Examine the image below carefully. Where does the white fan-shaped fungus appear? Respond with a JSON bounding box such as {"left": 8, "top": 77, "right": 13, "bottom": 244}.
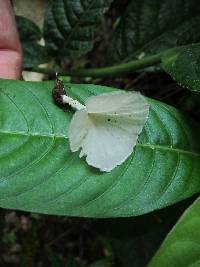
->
{"left": 65, "top": 91, "right": 149, "bottom": 172}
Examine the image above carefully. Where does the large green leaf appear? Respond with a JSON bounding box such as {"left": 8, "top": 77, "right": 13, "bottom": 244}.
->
{"left": 16, "top": 16, "right": 49, "bottom": 68}
{"left": 148, "top": 197, "right": 200, "bottom": 267}
{"left": 162, "top": 44, "right": 200, "bottom": 93}
{"left": 43, "top": 0, "right": 113, "bottom": 59}
{"left": 0, "top": 79, "right": 200, "bottom": 217}
{"left": 110, "top": 0, "right": 200, "bottom": 62}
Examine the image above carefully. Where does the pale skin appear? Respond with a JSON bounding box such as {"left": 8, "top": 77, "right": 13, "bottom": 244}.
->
{"left": 0, "top": 0, "right": 22, "bottom": 79}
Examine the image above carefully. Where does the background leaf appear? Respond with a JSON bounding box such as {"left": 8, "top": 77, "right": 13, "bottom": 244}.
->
{"left": 16, "top": 16, "right": 49, "bottom": 68}
{"left": 148, "top": 197, "right": 200, "bottom": 267}
{"left": 110, "top": 0, "right": 200, "bottom": 62}
{"left": 21, "top": 42, "right": 49, "bottom": 69}
{"left": 16, "top": 16, "right": 42, "bottom": 41}
{"left": 162, "top": 44, "right": 200, "bottom": 93}
{"left": 43, "top": 0, "right": 113, "bottom": 59}
{"left": 0, "top": 79, "right": 200, "bottom": 217}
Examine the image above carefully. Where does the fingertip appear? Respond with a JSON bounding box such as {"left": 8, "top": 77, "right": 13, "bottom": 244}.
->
{"left": 0, "top": 50, "right": 23, "bottom": 80}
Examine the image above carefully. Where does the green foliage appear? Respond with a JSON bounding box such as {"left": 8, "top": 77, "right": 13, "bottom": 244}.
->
{"left": 43, "top": 0, "right": 113, "bottom": 59}
{"left": 0, "top": 79, "right": 200, "bottom": 217}
{"left": 22, "top": 43, "right": 50, "bottom": 69}
{"left": 16, "top": 16, "right": 49, "bottom": 68}
{"left": 162, "top": 44, "right": 200, "bottom": 93}
{"left": 110, "top": 0, "right": 200, "bottom": 62}
{"left": 148, "top": 197, "right": 200, "bottom": 267}
{"left": 16, "top": 16, "right": 42, "bottom": 41}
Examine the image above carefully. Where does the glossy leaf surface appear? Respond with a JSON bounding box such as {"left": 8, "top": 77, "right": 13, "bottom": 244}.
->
{"left": 0, "top": 79, "right": 200, "bottom": 217}
{"left": 162, "top": 44, "right": 200, "bottom": 92}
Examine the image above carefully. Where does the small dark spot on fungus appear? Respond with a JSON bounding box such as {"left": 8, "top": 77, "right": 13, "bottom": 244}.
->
{"left": 107, "top": 118, "right": 111, "bottom": 122}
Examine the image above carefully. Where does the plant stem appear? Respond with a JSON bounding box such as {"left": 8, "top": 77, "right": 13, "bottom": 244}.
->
{"left": 24, "top": 43, "right": 200, "bottom": 78}
{"left": 25, "top": 52, "right": 163, "bottom": 78}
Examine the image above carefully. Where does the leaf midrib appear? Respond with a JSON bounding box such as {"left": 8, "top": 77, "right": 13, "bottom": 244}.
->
{"left": 1, "top": 129, "right": 199, "bottom": 157}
